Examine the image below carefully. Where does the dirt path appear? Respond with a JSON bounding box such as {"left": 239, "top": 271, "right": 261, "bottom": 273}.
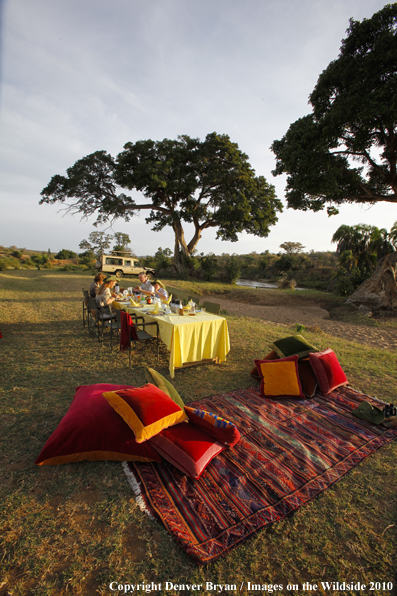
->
{"left": 203, "top": 296, "right": 397, "bottom": 351}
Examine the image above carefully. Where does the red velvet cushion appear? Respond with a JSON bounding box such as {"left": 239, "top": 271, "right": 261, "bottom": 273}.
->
{"left": 103, "top": 384, "right": 187, "bottom": 443}
{"left": 149, "top": 422, "right": 224, "bottom": 479}
{"left": 298, "top": 358, "right": 318, "bottom": 398}
{"left": 35, "top": 384, "right": 162, "bottom": 465}
{"left": 185, "top": 407, "right": 241, "bottom": 447}
{"left": 250, "top": 350, "right": 279, "bottom": 379}
{"left": 309, "top": 348, "right": 348, "bottom": 395}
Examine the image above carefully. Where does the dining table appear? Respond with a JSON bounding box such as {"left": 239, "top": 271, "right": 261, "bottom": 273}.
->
{"left": 113, "top": 300, "right": 230, "bottom": 378}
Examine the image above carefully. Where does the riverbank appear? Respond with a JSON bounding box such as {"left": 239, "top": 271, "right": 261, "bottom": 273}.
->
{"left": 202, "top": 294, "right": 397, "bottom": 352}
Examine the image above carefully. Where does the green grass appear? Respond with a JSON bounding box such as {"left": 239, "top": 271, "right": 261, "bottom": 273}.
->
{"left": 1, "top": 271, "right": 397, "bottom": 595}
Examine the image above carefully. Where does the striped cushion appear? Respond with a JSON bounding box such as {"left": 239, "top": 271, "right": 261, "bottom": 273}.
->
{"left": 185, "top": 407, "right": 240, "bottom": 447}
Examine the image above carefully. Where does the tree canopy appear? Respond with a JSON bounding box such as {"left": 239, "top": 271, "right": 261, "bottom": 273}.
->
{"left": 79, "top": 231, "right": 113, "bottom": 256}
{"left": 332, "top": 221, "right": 397, "bottom": 265}
{"left": 271, "top": 4, "right": 397, "bottom": 215}
{"left": 279, "top": 242, "right": 306, "bottom": 255}
{"left": 40, "top": 133, "right": 282, "bottom": 268}
{"left": 112, "top": 232, "right": 132, "bottom": 254}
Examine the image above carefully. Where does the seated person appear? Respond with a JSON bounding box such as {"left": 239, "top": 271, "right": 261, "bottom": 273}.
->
{"left": 133, "top": 272, "right": 154, "bottom": 296}
{"left": 152, "top": 279, "right": 169, "bottom": 301}
{"left": 89, "top": 272, "right": 106, "bottom": 297}
{"left": 96, "top": 276, "right": 117, "bottom": 307}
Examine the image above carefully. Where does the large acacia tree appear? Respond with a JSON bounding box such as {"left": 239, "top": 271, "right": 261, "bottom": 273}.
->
{"left": 40, "top": 132, "right": 282, "bottom": 269}
{"left": 271, "top": 4, "right": 397, "bottom": 215}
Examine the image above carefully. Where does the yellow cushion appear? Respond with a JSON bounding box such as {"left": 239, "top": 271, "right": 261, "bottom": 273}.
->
{"left": 255, "top": 355, "right": 305, "bottom": 398}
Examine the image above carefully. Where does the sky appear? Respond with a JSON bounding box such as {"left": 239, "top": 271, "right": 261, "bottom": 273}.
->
{"left": 0, "top": 0, "right": 396, "bottom": 257}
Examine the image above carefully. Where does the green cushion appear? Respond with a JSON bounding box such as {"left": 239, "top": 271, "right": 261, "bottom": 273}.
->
{"left": 270, "top": 334, "right": 318, "bottom": 360}
{"left": 145, "top": 367, "right": 185, "bottom": 410}
{"left": 352, "top": 402, "right": 385, "bottom": 425}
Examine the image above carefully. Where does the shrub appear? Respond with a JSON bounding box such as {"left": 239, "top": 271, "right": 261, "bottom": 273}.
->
{"left": 142, "top": 255, "right": 157, "bottom": 269}
{"left": 23, "top": 259, "right": 35, "bottom": 268}
{"left": 31, "top": 254, "right": 49, "bottom": 268}
{"left": 273, "top": 254, "right": 295, "bottom": 273}
{"left": 78, "top": 250, "right": 96, "bottom": 266}
{"left": 223, "top": 255, "right": 241, "bottom": 283}
{"left": 55, "top": 249, "right": 78, "bottom": 260}
{"left": 199, "top": 253, "right": 219, "bottom": 281}
{"left": 154, "top": 247, "right": 173, "bottom": 271}
{"left": 0, "top": 257, "right": 21, "bottom": 270}
{"left": 330, "top": 266, "right": 369, "bottom": 296}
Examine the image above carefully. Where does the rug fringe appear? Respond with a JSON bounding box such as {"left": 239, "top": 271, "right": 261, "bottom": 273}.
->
{"left": 121, "top": 462, "right": 154, "bottom": 518}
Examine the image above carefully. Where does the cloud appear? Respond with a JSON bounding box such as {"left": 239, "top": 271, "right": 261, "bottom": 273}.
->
{"left": 0, "top": 0, "right": 394, "bottom": 254}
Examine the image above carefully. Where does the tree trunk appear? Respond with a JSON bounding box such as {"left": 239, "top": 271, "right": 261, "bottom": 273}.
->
{"left": 172, "top": 220, "right": 192, "bottom": 272}
{"left": 346, "top": 252, "right": 397, "bottom": 314}
{"left": 187, "top": 220, "right": 203, "bottom": 255}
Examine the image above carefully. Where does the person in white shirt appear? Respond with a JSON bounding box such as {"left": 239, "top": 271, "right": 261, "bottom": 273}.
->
{"left": 134, "top": 272, "right": 154, "bottom": 296}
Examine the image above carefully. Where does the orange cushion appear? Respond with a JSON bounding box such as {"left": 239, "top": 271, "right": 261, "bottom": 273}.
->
{"left": 103, "top": 384, "right": 188, "bottom": 443}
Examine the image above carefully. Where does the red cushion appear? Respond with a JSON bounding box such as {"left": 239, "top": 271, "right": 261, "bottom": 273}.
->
{"left": 149, "top": 422, "right": 224, "bottom": 479}
{"left": 103, "top": 384, "right": 187, "bottom": 443}
{"left": 298, "top": 358, "right": 318, "bottom": 398}
{"left": 309, "top": 348, "right": 348, "bottom": 395}
{"left": 250, "top": 350, "right": 279, "bottom": 379}
{"left": 185, "top": 407, "right": 241, "bottom": 447}
{"left": 35, "top": 384, "right": 162, "bottom": 465}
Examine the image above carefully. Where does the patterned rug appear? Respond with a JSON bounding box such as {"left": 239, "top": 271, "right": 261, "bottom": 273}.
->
{"left": 123, "top": 386, "right": 397, "bottom": 564}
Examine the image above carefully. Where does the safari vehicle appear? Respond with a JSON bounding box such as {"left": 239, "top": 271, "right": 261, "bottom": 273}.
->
{"left": 97, "top": 251, "right": 155, "bottom": 278}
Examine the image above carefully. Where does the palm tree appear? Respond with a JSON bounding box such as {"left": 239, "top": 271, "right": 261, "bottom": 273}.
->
{"left": 332, "top": 221, "right": 397, "bottom": 297}
{"left": 332, "top": 221, "right": 397, "bottom": 275}
{"left": 369, "top": 227, "right": 395, "bottom": 261}
{"left": 331, "top": 225, "right": 358, "bottom": 255}
{"left": 389, "top": 221, "right": 397, "bottom": 250}
{"left": 332, "top": 224, "right": 375, "bottom": 269}
{"left": 339, "top": 249, "right": 357, "bottom": 272}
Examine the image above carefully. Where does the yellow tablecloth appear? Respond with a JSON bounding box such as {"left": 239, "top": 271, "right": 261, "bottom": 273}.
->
{"left": 114, "top": 301, "right": 230, "bottom": 377}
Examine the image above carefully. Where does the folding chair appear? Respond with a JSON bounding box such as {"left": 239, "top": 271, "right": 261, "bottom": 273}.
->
{"left": 82, "top": 289, "right": 90, "bottom": 328}
{"left": 202, "top": 301, "right": 221, "bottom": 315}
{"left": 88, "top": 297, "right": 114, "bottom": 342}
{"left": 119, "top": 311, "right": 160, "bottom": 366}
{"left": 98, "top": 304, "right": 119, "bottom": 348}
{"left": 87, "top": 297, "right": 100, "bottom": 337}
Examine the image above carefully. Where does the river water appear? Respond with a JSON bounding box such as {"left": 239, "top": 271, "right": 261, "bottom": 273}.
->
{"left": 236, "top": 279, "right": 306, "bottom": 291}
